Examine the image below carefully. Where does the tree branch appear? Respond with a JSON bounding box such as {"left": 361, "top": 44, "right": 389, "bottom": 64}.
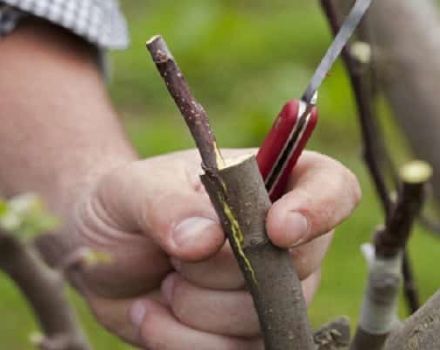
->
{"left": 350, "top": 161, "right": 432, "bottom": 350}
{"left": 384, "top": 289, "right": 440, "bottom": 350}
{"left": 375, "top": 161, "right": 431, "bottom": 258}
{"left": 320, "top": 0, "right": 421, "bottom": 314}
{"left": 314, "top": 317, "right": 351, "bottom": 350}
{"left": 146, "top": 35, "right": 223, "bottom": 171}
{"left": 0, "top": 230, "right": 90, "bottom": 350}
{"left": 320, "top": 0, "right": 392, "bottom": 216}
{"left": 146, "top": 35, "right": 315, "bottom": 350}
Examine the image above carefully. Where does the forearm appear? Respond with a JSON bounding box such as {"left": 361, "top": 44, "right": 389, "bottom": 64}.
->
{"left": 0, "top": 19, "right": 137, "bottom": 217}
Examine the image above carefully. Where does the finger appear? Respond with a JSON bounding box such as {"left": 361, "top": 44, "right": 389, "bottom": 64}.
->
{"left": 173, "top": 230, "right": 331, "bottom": 291}
{"left": 91, "top": 151, "right": 225, "bottom": 261}
{"left": 130, "top": 298, "right": 263, "bottom": 350}
{"left": 290, "top": 231, "right": 333, "bottom": 281}
{"left": 85, "top": 289, "right": 162, "bottom": 347}
{"left": 302, "top": 269, "right": 322, "bottom": 305}
{"left": 171, "top": 242, "right": 244, "bottom": 290}
{"left": 160, "top": 270, "right": 321, "bottom": 338}
{"left": 73, "top": 195, "right": 170, "bottom": 297}
{"left": 267, "top": 151, "right": 361, "bottom": 248}
{"left": 161, "top": 273, "right": 260, "bottom": 337}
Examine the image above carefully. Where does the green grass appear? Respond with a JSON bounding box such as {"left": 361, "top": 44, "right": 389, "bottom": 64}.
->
{"left": 0, "top": 1, "right": 438, "bottom": 348}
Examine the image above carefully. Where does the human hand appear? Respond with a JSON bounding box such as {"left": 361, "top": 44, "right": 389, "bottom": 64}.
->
{"left": 68, "top": 149, "right": 360, "bottom": 349}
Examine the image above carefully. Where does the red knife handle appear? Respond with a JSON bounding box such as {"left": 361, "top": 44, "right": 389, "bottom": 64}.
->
{"left": 256, "top": 100, "right": 318, "bottom": 201}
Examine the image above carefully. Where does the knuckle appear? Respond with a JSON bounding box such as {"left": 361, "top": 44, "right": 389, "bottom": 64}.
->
{"left": 331, "top": 160, "right": 362, "bottom": 206}
{"left": 290, "top": 232, "right": 333, "bottom": 280}
{"left": 346, "top": 168, "right": 362, "bottom": 207}
{"left": 323, "top": 162, "right": 362, "bottom": 216}
{"left": 289, "top": 247, "right": 312, "bottom": 279}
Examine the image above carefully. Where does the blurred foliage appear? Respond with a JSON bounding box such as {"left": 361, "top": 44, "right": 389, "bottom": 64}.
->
{"left": 0, "top": 193, "right": 59, "bottom": 239}
{"left": 0, "top": 1, "right": 438, "bottom": 349}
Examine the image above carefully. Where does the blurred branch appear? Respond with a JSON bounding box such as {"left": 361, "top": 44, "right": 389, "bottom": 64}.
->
{"left": 146, "top": 35, "right": 315, "bottom": 350}
{"left": 0, "top": 230, "right": 90, "bottom": 350}
{"left": 350, "top": 161, "right": 432, "bottom": 350}
{"left": 320, "top": 0, "right": 391, "bottom": 216}
{"left": 384, "top": 289, "right": 440, "bottom": 349}
{"left": 363, "top": 0, "right": 440, "bottom": 205}
{"left": 314, "top": 316, "right": 351, "bottom": 350}
{"left": 375, "top": 162, "right": 431, "bottom": 257}
{"left": 320, "top": 0, "right": 421, "bottom": 314}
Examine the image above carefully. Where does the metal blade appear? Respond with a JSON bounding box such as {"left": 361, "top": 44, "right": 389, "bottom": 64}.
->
{"left": 301, "top": 0, "right": 373, "bottom": 104}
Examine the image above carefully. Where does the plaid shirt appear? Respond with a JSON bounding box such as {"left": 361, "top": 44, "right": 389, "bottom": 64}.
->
{"left": 0, "top": 0, "right": 128, "bottom": 49}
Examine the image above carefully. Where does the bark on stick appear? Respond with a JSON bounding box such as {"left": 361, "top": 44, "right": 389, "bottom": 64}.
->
{"left": 146, "top": 35, "right": 222, "bottom": 170}
{"left": 384, "top": 289, "right": 440, "bottom": 350}
{"left": 146, "top": 35, "right": 315, "bottom": 350}
{"left": 314, "top": 316, "right": 351, "bottom": 350}
{"left": 201, "top": 156, "right": 314, "bottom": 349}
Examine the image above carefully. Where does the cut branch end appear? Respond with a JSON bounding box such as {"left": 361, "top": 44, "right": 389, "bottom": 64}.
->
{"left": 400, "top": 160, "right": 433, "bottom": 185}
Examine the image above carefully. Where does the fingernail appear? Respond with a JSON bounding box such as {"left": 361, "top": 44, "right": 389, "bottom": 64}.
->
{"left": 172, "top": 217, "right": 216, "bottom": 249}
{"left": 161, "top": 274, "right": 176, "bottom": 304}
{"left": 284, "top": 212, "right": 309, "bottom": 247}
{"left": 129, "top": 300, "right": 147, "bottom": 328}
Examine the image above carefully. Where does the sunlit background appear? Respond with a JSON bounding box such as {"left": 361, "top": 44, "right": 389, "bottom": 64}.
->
{"left": 0, "top": 1, "right": 438, "bottom": 348}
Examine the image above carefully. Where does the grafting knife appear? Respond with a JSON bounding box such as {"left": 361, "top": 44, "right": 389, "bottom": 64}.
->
{"left": 257, "top": 0, "right": 373, "bottom": 201}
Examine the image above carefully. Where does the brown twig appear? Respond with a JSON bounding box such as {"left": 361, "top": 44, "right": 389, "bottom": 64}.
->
{"left": 0, "top": 230, "right": 90, "bottom": 350}
{"left": 375, "top": 162, "right": 431, "bottom": 258}
{"left": 146, "top": 35, "right": 315, "bottom": 350}
{"left": 146, "top": 35, "right": 222, "bottom": 171}
{"left": 401, "top": 253, "right": 420, "bottom": 315}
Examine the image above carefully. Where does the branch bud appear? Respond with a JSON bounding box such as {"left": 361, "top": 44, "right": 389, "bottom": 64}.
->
{"left": 350, "top": 41, "right": 372, "bottom": 65}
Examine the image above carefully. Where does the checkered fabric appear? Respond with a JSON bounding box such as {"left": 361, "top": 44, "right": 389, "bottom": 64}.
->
{"left": 0, "top": 0, "right": 128, "bottom": 49}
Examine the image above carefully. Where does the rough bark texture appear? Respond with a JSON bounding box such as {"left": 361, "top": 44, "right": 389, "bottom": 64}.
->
{"left": 365, "top": 0, "right": 440, "bottom": 202}
{"left": 314, "top": 317, "right": 351, "bottom": 350}
{"left": 201, "top": 156, "right": 314, "bottom": 350}
{"left": 384, "top": 290, "right": 440, "bottom": 349}
{"left": 0, "top": 232, "right": 89, "bottom": 350}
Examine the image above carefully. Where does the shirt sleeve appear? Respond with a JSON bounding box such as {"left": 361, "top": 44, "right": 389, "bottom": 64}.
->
{"left": 0, "top": 0, "right": 129, "bottom": 50}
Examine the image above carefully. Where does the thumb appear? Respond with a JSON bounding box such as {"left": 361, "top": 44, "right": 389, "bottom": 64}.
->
{"left": 266, "top": 152, "right": 361, "bottom": 248}
{"left": 94, "top": 153, "right": 225, "bottom": 262}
